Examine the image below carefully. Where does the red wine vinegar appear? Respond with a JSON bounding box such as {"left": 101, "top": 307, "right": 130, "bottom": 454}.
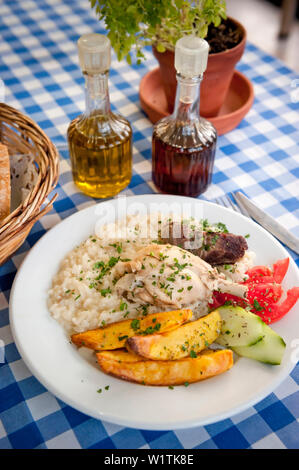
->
{"left": 152, "top": 132, "right": 216, "bottom": 197}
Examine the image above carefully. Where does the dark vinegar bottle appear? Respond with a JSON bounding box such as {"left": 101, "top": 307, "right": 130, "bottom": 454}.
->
{"left": 152, "top": 36, "right": 217, "bottom": 197}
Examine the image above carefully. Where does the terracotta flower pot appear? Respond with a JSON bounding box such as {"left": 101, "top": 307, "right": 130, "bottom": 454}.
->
{"left": 152, "top": 17, "right": 246, "bottom": 117}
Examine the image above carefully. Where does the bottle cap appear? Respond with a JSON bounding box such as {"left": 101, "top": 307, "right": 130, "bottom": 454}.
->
{"left": 78, "top": 33, "right": 111, "bottom": 74}
{"left": 175, "top": 36, "right": 209, "bottom": 78}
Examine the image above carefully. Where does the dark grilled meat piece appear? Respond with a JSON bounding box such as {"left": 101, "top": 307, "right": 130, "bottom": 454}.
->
{"left": 162, "top": 222, "right": 248, "bottom": 266}
{"left": 200, "top": 231, "right": 248, "bottom": 265}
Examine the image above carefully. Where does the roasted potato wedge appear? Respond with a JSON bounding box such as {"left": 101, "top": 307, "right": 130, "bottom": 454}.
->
{"left": 127, "top": 310, "right": 221, "bottom": 360}
{"left": 71, "top": 309, "right": 192, "bottom": 351}
{"left": 96, "top": 348, "right": 233, "bottom": 385}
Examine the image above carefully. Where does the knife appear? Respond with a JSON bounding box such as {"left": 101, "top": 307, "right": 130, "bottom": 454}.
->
{"left": 233, "top": 191, "right": 299, "bottom": 255}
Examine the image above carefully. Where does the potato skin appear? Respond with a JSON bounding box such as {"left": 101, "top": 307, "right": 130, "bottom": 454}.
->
{"left": 96, "top": 348, "right": 233, "bottom": 386}
{"left": 71, "top": 309, "right": 192, "bottom": 351}
{"left": 127, "top": 310, "right": 221, "bottom": 360}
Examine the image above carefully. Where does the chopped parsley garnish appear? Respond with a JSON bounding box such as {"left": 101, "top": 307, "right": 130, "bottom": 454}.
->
{"left": 215, "top": 222, "right": 228, "bottom": 233}
{"left": 118, "top": 335, "right": 129, "bottom": 341}
{"left": 253, "top": 299, "right": 263, "bottom": 311}
{"left": 100, "top": 287, "right": 112, "bottom": 297}
{"left": 94, "top": 261, "right": 105, "bottom": 270}
{"left": 120, "top": 301, "right": 128, "bottom": 311}
{"left": 130, "top": 319, "right": 140, "bottom": 331}
{"left": 97, "top": 386, "right": 110, "bottom": 393}
{"left": 202, "top": 219, "right": 209, "bottom": 230}
{"left": 211, "top": 235, "right": 219, "bottom": 245}
{"left": 108, "top": 256, "right": 120, "bottom": 267}
{"left": 138, "top": 323, "right": 161, "bottom": 335}
{"left": 93, "top": 257, "right": 120, "bottom": 283}
{"left": 109, "top": 242, "right": 123, "bottom": 253}
{"left": 173, "top": 258, "right": 188, "bottom": 273}
{"left": 190, "top": 350, "right": 197, "bottom": 358}
{"left": 139, "top": 304, "right": 149, "bottom": 316}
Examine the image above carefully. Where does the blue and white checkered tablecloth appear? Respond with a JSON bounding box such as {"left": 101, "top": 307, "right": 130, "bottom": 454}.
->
{"left": 0, "top": 0, "right": 299, "bottom": 450}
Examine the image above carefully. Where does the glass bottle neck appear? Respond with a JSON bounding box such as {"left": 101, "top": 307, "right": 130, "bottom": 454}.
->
{"left": 172, "top": 73, "right": 202, "bottom": 122}
{"left": 84, "top": 71, "right": 111, "bottom": 116}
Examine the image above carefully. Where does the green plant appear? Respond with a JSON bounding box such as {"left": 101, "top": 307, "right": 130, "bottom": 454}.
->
{"left": 90, "top": 0, "right": 227, "bottom": 64}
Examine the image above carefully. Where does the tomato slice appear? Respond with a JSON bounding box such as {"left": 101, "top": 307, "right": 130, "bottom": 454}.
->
{"left": 273, "top": 258, "right": 289, "bottom": 284}
{"left": 211, "top": 283, "right": 291, "bottom": 325}
{"left": 245, "top": 258, "right": 290, "bottom": 285}
{"left": 210, "top": 257, "right": 297, "bottom": 324}
{"left": 244, "top": 275, "right": 276, "bottom": 285}
{"left": 266, "top": 287, "right": 299, "bottom": 323}
{"left": 246, "top": 266, "right": 272, "bottom": 280}
{"left": 210, "top": 292, "right": 250, "bottom": 311}
{"left": 247, "top": 283, "right": 283, "bottom": 305}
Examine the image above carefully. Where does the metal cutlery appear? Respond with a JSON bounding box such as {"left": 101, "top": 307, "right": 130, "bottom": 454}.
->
{"left": 214, "top": 192, "right": 299, "bottom": 255}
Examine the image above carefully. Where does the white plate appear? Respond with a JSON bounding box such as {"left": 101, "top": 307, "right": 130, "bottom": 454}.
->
{"left": 9, "top": 195, "right": 299, "bottom": 430}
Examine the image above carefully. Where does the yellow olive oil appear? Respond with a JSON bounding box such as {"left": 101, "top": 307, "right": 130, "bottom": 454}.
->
{"left": 68, "top": 33, "right": 132, "bottom": 198}
{"left": 68, "top": 113, "right": 132, "bottom": 198}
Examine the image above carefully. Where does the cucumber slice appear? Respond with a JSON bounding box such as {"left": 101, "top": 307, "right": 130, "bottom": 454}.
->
{"left": 216, "top": 305, "right": 264, "bottom": 347}
{"left": 233, "top": 323, "right": 286, "bottom": 365}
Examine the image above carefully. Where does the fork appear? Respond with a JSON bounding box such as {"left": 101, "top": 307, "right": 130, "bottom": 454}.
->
{"left": 214, "top": 193, "right": 251, "bottom": 218}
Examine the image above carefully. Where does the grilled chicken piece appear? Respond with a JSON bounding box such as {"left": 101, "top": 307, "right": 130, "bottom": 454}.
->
{"left": 161, "top": 221, "right": 248, "bottom": 265}
{"left": 115, "top": 244, "right": 247, "bottom": 309}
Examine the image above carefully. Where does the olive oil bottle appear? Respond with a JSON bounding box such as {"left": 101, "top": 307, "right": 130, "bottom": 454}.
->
{"left": 68, "top": 34, "right": 132, "bottom": 198}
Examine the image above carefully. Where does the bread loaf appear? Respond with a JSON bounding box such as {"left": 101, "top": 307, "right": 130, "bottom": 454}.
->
{"left": 0, "top": 143, "right": 11, "bottom": 222}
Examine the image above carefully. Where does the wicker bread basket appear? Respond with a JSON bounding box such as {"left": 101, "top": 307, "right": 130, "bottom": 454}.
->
{"left": 0, "top": 103, "right": 59, "bottom": 265}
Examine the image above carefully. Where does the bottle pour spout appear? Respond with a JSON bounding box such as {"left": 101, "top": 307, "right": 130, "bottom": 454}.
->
{"left": 78, "top": 33, "right": 111, "bottom": 75}
{"left": 175, "top": 36, "right": 209, "bottom": 78}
